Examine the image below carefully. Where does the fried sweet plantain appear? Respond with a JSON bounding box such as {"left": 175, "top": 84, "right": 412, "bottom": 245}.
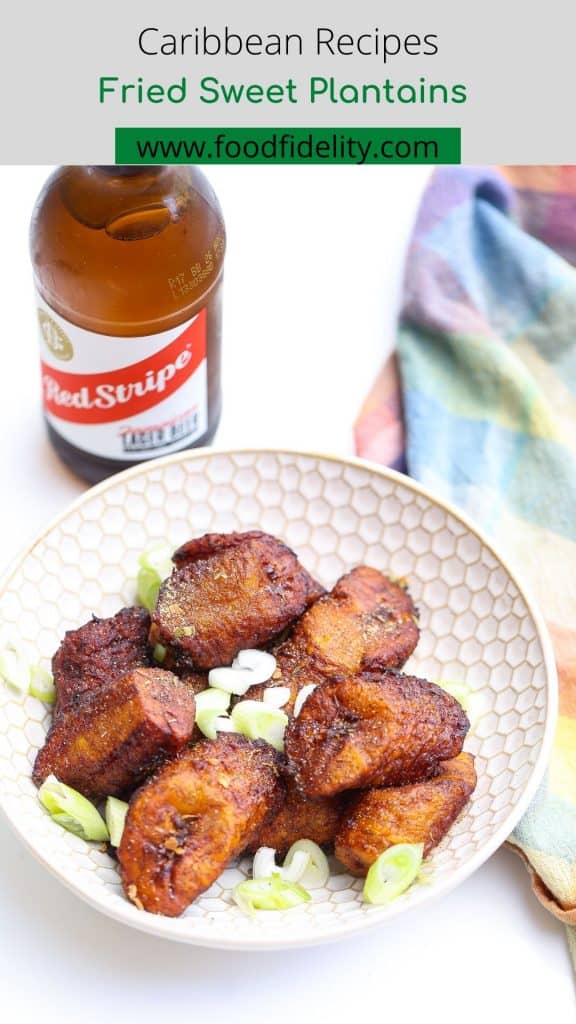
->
{"left": 178, "top": 669, "right": 210, "bottom": 695}
{"left": 33, "top": 667, "right": 196, "bottom": 798}
{"left": 285, "top": 566, "right": 419, "bottom": 675}
{"left": 150, "top": 531, "right": 324, "bottom": 671}
{"left": 173, "top": 531, "right": 323, "bottom": 607}
{"left": 244, "top": 566, "right": 419, "bottom": 712}
{"left": 118, "top": 733, "right": 283, "bottom": 916}
{"left": 52, "top": 606, "right": 151, "bottom": 719}
{"left": 285, "top": 671, "right": 469, "bottom": 798}
{"left": 335, "top": 753, "right": 477, "bottom": 874}
{"left": 245, "top": 774, "right": 343, "bottom": 856}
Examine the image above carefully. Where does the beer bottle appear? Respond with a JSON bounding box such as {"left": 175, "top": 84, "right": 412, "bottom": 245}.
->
{"left": 30, "top": 165, "right": 225, "bottom": 483}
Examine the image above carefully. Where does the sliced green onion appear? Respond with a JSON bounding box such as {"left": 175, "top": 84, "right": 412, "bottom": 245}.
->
{"left": 194, "top": 688, "right": 232, "bottom": 713}
{"left": 38, "top": 775, "right": 109, "bottom": 842}
{"left": 196, "top": 707, "right": 237, "bottom": 740}
{"left": 196, "top": 708, "right": 219, "bottom": 739}
{"left": 213, "top": 717, "right": 236, "bottom": 732}
{"left": 293, "top": 684, "right": 317, "bottom": 718}
{"left": 29, "top": 664, "right": 56, "bottom": 704}
{"left": 138, "top": 543, "right": 173, "bottom": 577}
{"left": 105, "top": 796, "right": 129, "bottom": 847}
{"left": 232, "top": 649, "right": 276, "bottom": 684}
{"left": 231, "top": 700, "right": 288, "bottom": 752}
{"left": 136, "top": 568, "right": 162, "bottom": 613}
{"left": 0, "top": 643, "right": 31, "bottom": 695}
{"left": 252, "top": 844, "right": 314, "bottom": 885}
{"left": 284, "top": 840, "right": 329, "bottom": 889}
{"left": 279, "top": 849, "right": 310, "bottom": 884}
{"left": 136, "top": 543, "right": 173, "bottom": 612}
{"left": 262, "top": 686, "right": 291, "bottom": 709}
{"left": 153, "top": 643, "right": 167, "bottom": 664}
{"left": 136, "top": 569, "right": 162, "bottom": 613}
{"left": 209, "top": 650, "right": 277, "bottom": 695}
{"left": 252, "top": 846, "right": 278, "bottom": 880}
{"left": 0, "top": 643, "right": 58, "bottom": 704}
{"left": 195, "top": 688, "right": 237, "bottom": 738}
{"left": 233, "top": 874, "right": 311, "bottom": 917}
{"left": 207, "top": 666, "right": 251, "bottom": 695}
{"left": 363, "top": 843, "right": 424, "bottom": 906}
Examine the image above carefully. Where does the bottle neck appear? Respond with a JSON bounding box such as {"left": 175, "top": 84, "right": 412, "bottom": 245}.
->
{"left": 94, "top": 166, "right": 162, "bottom": 177}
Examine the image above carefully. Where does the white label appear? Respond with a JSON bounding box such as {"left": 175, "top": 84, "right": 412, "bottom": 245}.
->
{"left": 36, "top": 293, "right": 208, "bottom": 461}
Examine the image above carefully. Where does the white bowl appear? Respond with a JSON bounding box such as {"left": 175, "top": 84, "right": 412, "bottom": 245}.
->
{"left": 0, "top": 449, "right": 556, "bottom": 948}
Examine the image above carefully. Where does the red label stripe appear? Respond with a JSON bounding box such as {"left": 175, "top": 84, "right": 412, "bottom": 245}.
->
{"left": 41, "top": 310, "right": 206, "bottom": 425}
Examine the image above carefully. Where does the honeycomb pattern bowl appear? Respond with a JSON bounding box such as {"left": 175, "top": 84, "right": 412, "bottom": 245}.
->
{"left": 0, "top": 449, "right": 556, "bottom": 949}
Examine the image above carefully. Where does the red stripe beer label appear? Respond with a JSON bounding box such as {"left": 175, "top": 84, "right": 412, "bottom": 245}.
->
{"left": 36, "top": 294, "right": 208, "bottom": 460}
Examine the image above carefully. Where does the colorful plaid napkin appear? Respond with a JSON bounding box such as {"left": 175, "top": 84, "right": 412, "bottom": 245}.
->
{"left": 355, "top": 166, "right": 576, "bottom": 956}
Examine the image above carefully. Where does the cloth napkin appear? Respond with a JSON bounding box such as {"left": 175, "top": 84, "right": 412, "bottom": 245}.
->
{"left": 355, "top": 166, "right": 576, "bottom": 958}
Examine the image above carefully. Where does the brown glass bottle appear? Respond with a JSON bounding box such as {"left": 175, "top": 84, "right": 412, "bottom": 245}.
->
{"left": 30, "top": 166, "right": 225, "bottom": 483}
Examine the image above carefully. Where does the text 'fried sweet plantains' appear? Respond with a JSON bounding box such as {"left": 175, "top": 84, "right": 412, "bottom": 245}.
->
{"left": 285, "top": 671, "right": 469, "bottom": 798}
{"left": 150, "top": 531, "right": 324, "bottom": 671}
{"left": 118, "top": 733, "right": 284, "bottom": 916}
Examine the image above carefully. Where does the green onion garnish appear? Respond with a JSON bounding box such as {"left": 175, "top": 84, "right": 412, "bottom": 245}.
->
{"left": 153, "top": 643, "right": 167, "bottom": 664}
{"left": 196, "top": 707, "right": 237, "bottom": 740}
{"left": 363, "top": 843, "right": 424, "bottom": 906}
{"left": 233, "top": 874, "right": 311, "bottom": 917}
{"left": 105, "top": 796, "right": 129, "bottom": 847}
{"left": 195, "top": 688, "right": 236, "bottom": 739}
{"left": 195, "top": 688, "right": 232, "bottom": 713}
{"left": 136, "top": 568, "right": 162, "bottom": 613}
{"left": 284, "top": 840, "right": 330, "bottom": 889}
{"left": 138, "top": 543, "right": 174, "bottom": 577}
{"left": 252, "top": 839, "right": 329, "bottom": 888}
{"left": 38, "top": 775, "right": 109, "bottom": 842}
{"left": 231, "top": 700, "right": 288, "bottom": 752}
{"left": 136, "top": 543, "right": 173, "bottom": 612}
{"left": 195, "top": 689, "right": 236, "bottom": 739}
{"left": 0, "top": 644, "right": 56, "bottom": 703}
{"left": 208, "top": 650, "right": 277, "bottom": 695}
{"left": 0, "top": 643, "right": 31, "bottom": 695}
{"left": 29, "top": 664, "right": 56, "bottom": 704}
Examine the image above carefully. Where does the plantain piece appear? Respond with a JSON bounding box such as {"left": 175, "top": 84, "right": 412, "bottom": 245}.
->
{"left": 118, "top": 733, "right": 284, "bottom": 916}
{"left": 33, "top": 667, "right": 196, "bottom": 798}
{"left": 335, "top": 753, "right": 477, "bottom": 875}
{"left": 244, "top": 566, "right": 419, "bottom": 713}
{"left": 245, "top": 773, "right": 343, "bottom": 856}
{"left": 52, "top": 606, "right": 151, "bottom": 720}
{"left": 179, "top": 669, "right": 210, "bottom": 695}
{"left": 285, "top": 671, "right": 469, "bottom": 798}
{"left": 173, "top": 531, "right": 324, "bottom": 611}
{"left": 150, "top": 531, "right": 324, "bottom": 671}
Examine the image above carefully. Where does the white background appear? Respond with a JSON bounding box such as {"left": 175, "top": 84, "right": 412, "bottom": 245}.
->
{"left": 0, "top": 167, "right": 572, "bottom": 1017}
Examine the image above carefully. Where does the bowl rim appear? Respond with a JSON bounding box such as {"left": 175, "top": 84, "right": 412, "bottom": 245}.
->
{"left": 0, "top": 446, "right": 558, "bottom": 949}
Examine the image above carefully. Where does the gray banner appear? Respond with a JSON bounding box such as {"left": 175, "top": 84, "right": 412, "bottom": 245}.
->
{"left": 1, "top": 0, "right": 574, "bottom": 163}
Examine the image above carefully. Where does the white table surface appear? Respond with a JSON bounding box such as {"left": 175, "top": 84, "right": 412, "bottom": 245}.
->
{"left": 0, "top": 166, "right": 572, "bottom": 1017}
